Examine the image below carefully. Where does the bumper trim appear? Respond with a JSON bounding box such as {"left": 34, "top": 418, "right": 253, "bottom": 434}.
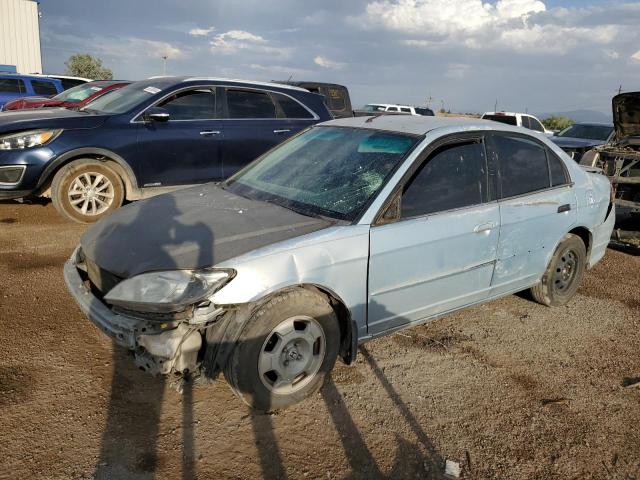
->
{"left": 64, "top": 255, "right": 154, "bottom": 349}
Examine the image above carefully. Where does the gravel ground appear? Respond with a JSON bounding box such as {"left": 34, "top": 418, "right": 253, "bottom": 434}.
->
{"left": 0, "top": 200, "right": 638, "bottom": 480}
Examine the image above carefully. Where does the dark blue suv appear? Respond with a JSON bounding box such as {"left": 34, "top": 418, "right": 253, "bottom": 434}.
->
{"left": 0, "top": 77, "right": 331, "bottom": 222}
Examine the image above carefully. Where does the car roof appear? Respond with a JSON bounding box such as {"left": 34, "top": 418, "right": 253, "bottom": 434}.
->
{"left": 322, "top": 114, "right": 527, "bottom": 136}
{"left": 0, "top": 73, "right": 62, "bottom": 82}
{"left": 569, "top": 122, "right": 614, "bottom": 127}
{"left": 143, "top": 76, "right": 309, "bottom": 92}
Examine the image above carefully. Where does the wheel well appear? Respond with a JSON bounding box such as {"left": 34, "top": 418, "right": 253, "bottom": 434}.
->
{"left": 37, "top": 154, "right": 135, "bottom": 199}
{"left": 299, "top": 284, "right": 356, "bottom": 365}
{"left": 569, "top": 226, "right": 592, "bottom": 262}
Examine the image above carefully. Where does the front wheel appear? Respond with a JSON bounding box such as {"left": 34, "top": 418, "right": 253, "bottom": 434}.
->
{"left": 223, "top": 289, "right": 340, "bottom": 411}
{"left": 530, "top": 233, "right": 586, "bottom": 306}
{"left": 51, "top": 159, "right": 124, "bottom": 223}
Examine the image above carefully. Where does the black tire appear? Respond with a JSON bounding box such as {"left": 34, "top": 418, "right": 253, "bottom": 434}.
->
{"left": 224, "top": 289, "right": 340, "bottom": 411}
{"left": 51, "top": 159, "right": 124, "bottom": 223}
{"left": 530, "top": 233, "right": 586, "bottom": 307}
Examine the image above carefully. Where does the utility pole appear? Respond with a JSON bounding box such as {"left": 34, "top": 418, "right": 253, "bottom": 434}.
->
{"left": 426, "top": 93, "right": 432, "bottom": 108}
{"left": 494, "top": 99, "right": 498, "bottom": 112}
{"left": 162, "top": 55, "right": 168, "bottom": 75}
{"left": 618, "top": 84, "right": 622, "bottom": 95}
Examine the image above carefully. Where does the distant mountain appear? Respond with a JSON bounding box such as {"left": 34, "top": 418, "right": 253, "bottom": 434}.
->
{"left": 535, "top": 109, "right": 612, "bottom": 123}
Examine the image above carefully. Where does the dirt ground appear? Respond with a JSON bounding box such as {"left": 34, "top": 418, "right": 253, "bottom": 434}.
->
{"left": 0, "top": 200, "right": 638, "bottom": 480}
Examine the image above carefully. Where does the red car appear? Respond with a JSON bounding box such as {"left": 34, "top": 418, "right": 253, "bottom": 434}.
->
{"left": 2, "top": 80, "right": 130, "bottom": 111}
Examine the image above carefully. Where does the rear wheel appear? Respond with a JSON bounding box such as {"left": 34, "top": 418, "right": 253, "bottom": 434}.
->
{"left": 51, "top": 159, "right": 124, "bottom": 223}
{"left": 224, "top": 289, "right": 340, "bottom": 411}
{"left": 530, "top": 233, "right": 586, "bottom": 306}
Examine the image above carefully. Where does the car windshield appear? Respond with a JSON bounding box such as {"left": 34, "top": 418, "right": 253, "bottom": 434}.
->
{"left": 82, "top": 82, "right": 163, "bottom": 114}
{"left": 483, "top": 114, "right": 518, "bottom": 126}
{"left": 225, "top": 126, "right": 420, "bottom": 221}
{"left": 557, "top": 124, "right": 613, "bottom": 141}
{"left": 53, "top": 83, "right": 105, "bottom": 103}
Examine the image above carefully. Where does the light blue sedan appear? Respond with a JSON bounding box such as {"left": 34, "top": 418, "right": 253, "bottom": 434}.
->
{"left": 64, "top": 115, "right": 615, "bottom": 410}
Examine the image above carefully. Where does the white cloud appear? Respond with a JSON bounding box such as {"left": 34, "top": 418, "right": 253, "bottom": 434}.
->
{"left": 632, "top": 50, "right": 640, "bottom": 62}
{"left": 356, "top": 0, "right": 617, "bottom": 54}
{"left": 314, "top": 55, "right": 345, "bottom": 69}
{"left": 189, "top": 26, "right": 215, "bottom": 37}
{"left": 210, "top": 30, "right": 285, "bottom": 56}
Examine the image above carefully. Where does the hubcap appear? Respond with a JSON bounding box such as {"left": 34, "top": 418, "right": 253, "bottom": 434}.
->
{"left": 258, "top": 315, "right": 326, "bottom": 395}
{"left": 552, "top": 248, "right": 578, "bottom": 293}
{"left": 67, "top": 172, "right": 114, "bottom": 216}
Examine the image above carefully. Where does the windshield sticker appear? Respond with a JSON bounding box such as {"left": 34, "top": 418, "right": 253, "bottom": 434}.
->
{"left": 143, "top": 86, "right": 161, "bottom": 94}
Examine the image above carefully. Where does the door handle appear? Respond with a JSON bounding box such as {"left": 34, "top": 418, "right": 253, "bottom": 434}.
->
{"left": 557, "top": 204, "right": 571, "bottom": 213}
{"left": 273, "top": 129, "right": 291, "bottom": 134}
{"left": 200, "top": 130, "right": 221, "bottom": 136}
{"left": 473, "top": 222, "right": 496, "bottom": 234}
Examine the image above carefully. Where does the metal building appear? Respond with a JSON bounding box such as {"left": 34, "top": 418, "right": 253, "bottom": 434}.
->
{"left": 0, "top": 0, "right": 42, "bottom": 74}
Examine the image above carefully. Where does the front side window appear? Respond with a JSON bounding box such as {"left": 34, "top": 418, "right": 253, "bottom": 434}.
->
{"left": 158, "top": 88, "right": 216, "bottom": 120}
{"left": 273, "top": 93, "right": 313, "bottom": 119}
{"left": 529, "top": 117, "right": 545, "bottom": 132}
{"left": 31, "top": 80, "right": 59, "bottom": 96}
{"left": 489, "top": 135, "right": 550, "bottom": 198}
{"left": 0, "top": 78, "right": 26, "bottom": 93}
{"left": 226, "top": 89, "right": 275, "bottom": 119}
{"left": 225, "top": 127, "right": 419, "bottom": 220}
{"left": 400, "top": 107, "right": 411, "bottom": 113}
{"left": 401, "top": 141, "right": 487, "bottom": 218}
{"left": 388, "top": 106, "right": 399, "bottom": 112}
{"left": 521, "top": 116, "right": 531, "bottom": 129}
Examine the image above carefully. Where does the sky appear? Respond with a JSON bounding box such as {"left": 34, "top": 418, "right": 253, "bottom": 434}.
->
{"left": 38, "top": 0, "right": 640, "bottom": 116}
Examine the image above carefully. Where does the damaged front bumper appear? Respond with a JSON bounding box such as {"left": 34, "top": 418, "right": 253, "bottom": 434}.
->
{"left": 63, "top": 248, "right": 225, "bottom": 375}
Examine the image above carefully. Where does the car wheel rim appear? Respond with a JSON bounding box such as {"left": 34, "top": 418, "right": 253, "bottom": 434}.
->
{"left": 552, "top": 249, "right": 578, "bottom": 293}
{"left": 67, "top": 172, "right": 115, "bottom": 216}
{"left": 258, "top": 315, "right": 326, "bottom": 395}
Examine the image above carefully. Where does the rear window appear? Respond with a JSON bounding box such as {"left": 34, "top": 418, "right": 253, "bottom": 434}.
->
{"left": 483, "top": 114, "right": 517, "bottom": 126}
{"left": 0, "top": 78, "right": 26, "bottom": 94}
{"left": 414, "top": 107, "right": 434, "bottom": 116}
{"left": 274, "top": 93, "right": 313, "bottom": 119}
{"left": 31, "top": 80, "right": 59, "bottom": 96}
{"left": 59, "top": 78, "right": 87, "bottom": 90}
{"left": 327, "top": 87, "right": 346, "bottom": 111}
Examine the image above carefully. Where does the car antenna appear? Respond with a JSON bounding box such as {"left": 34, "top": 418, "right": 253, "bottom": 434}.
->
{"left": 365, "top": 113, "right": 384, "bottom": 123}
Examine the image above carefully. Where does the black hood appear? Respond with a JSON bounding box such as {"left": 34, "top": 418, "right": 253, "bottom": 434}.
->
{"left": 550, "top": 136, "right": 605, "bottom": 149}
{"left": 80, "top": 184, "right": 332, "bottom": 278}
{"left": 612, "top": 92, "right": 640, "bottom": 139}
{"left": 0, "top": 107, "right": 109, "bottom": 133}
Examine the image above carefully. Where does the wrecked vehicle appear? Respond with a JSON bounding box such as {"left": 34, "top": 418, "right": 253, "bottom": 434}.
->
{"left": 64, "top": 115, "right": 615, "bottom": 410}
{"left": 580, "top": 92, "right": 640, "bottom": 249}
{"left": 550, "top": 122, "right": 614, "bottom": 162}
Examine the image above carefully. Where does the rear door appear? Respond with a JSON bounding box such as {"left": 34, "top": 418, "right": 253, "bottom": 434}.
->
{"left": 367, "top": 137, "right": 500, "bottom": 334}
{"left": 30, "top": 79, "right": 61, "bottom": 97}
{"left": 486, "top": 133, "right": 577, "bottom": 294}
{"left": 220, "top": 88, "right": 315, "bottom": 177}
{"left": 135, "top": 86, "right": 223, "bottom": 186}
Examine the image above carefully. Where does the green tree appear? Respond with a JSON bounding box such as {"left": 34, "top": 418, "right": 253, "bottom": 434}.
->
{"left": 542, "top": 115, "right": 574, "bottom": 132}
{"left": 64, "top": 54, "right": 113, "bottom": 80}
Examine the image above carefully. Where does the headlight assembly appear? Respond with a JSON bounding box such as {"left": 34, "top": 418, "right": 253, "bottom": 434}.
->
{"left": 104, "top": 269, "right": 234, "bottom": 313}
{"left": 0, "top": 129, "right": 62, "bottom": 150}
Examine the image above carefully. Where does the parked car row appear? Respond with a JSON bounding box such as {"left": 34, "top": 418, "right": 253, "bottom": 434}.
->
{"left": 0, "top": 73, "right": 91, "bottom": 110}
{"left": 354, "top": 103, "right": 435, "bottom": 116}
{"left": 0, "top": 76, "right": 332, "bottom": 222}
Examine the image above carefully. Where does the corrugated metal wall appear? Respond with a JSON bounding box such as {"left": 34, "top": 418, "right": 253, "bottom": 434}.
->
{"left": 0, "top": 0, "right": 42, "bottom": 74}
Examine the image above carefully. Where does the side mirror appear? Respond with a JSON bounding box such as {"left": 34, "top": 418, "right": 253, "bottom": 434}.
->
{"left": 144, "top": 106, "right": 170, "bottom": 122}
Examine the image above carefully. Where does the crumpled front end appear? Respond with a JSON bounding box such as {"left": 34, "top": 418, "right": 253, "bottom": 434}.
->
{"left": 63, "top": 247, "right": 232, "bottom": 376}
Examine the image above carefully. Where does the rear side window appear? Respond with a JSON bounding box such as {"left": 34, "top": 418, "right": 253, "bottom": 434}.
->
{"left": 490, "top": 135, "right": 550, "bottom": 198}
{"left": 521, "top": 116, "right": 531, "bottom": 129}
{"left": 274, "top": 93, "right": 313, "bottom": 119}
{"left": 400, "top": 107, "right": 411, "bottom": 113}
{"left": 388, "top": 106, "right": 399, "bottom": 112}
{"left": 226, "top": 89, "right": 275, "bottom": 119}
{"left": 0, "top": 78, "right": 26, "bottom": 93}
{"left": 31, "top": 80, "right": 59, "bottom": 95}
{"left": 401, "top": 141, "right": 487, "bottom": 218}
{"left": 548, "top": 151, "right": 569, "bottom": 186}
{"left": 483, "top": 114, "right": 517, "bottom": 126}
{"left": 158, "top": 88, "right": 216, "bottom": 120}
